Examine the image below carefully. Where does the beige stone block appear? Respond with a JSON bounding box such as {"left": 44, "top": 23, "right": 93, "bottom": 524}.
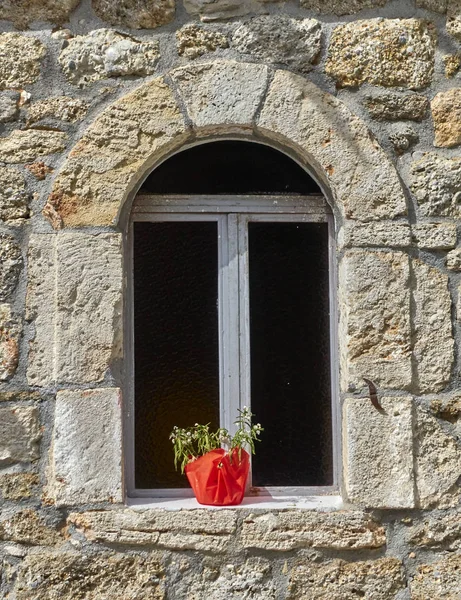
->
{"left": 0, "top": 129, "right": 67, "bottom": 163}
{"left": 52, "top": 389, "right": 122, "bottom": 506}
{"left": 344, "top": 397, "right": 414, "bottom": 509}
{"left": 26, "top": 97, "right": 88, "bottom": 126}
{"left": 0, "top": 233, "right": 22, "bottom": 300}
{"left": 363, "top": 92, "right": 429, "bottom": 121}
{"left": 444, "top": 53, "right": 461, "bottom": 77}
{"left": 0, "top": 33, "right": 45, "bottom": 89}
{"left": 411, "top": 553, "right": 461, "bottom": 599}
{"left": 300, "top": 0, "right": 387, "bottom": 13}
{"left": 241, "top": 510, "right": 385, "bottom": 551}
{"left": 92, "top": 0, "right": 174, "bottom": 29}
{"left": 184, "top": 0, "right": 252, "bottom": 20}
{"left": 447, "top": 0, "right": 461, "bottom": 42}
{"left": 326, "top": 19, "right": 436, "bottom": 89}
{"left": 447, "top": 247, "right": 461, "bottom": 270}
{"left": 410, "top": 152, "right": 461, "bottom": 217}
{"left": 408, "top": 511, "right": 461, "bottom": 549}
{"left": 412, "top": 222, "right": 457, "bottom": 249}
{"left": 0, "top": 0, "right": 80, "bottom": 28}
{"left": 0, "top": 473, "right": 39, "bottom": 500}
{"left": 0, "top": 167, "right": 29, "bottom": 222}
{"left": 0, "top": 406, "right": 41, "bottom": 466}
{"left": 431, "top": 88, "right": 461, "bottom": 148}
{"left": 176, "top": 24, "right": 228, "bottom": 59}
{"left": 0, "top": 304, "right": 20, "bottom": 381}
{"left": 413, "top": 259, "right": 453, "bottom": 393}
{"left": 339, "top": 251, "right": 411, "bottom": 390}
{"left": 339, "top": 222, "right": 411, "bottom": 248}
{"left": 0, "top": 509, "right": 61, "bottom": 546}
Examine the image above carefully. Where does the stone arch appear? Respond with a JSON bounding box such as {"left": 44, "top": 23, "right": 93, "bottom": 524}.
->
{"left": 44, "top": 61, "right": 408, "bottom": 229}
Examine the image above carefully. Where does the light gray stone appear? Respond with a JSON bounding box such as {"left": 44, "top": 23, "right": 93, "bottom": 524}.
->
{"left": 431, "top": 88, "right": 461, "bottom": 148}
{"left": 412, "top": 222, "right": 457, "bottom": 248}
{"left": 0, "top": 33, "right": 45, "bottom": 89}
{"left": 338, "top": 251, "right": 411, "bottom": 390}
{"left": 389, "top": 123, "right": 418, "bottom": 154}
{"left": 232, "top": 16, "right": 321, "bottom": 72}
{"left": 0, "top": 92, "right": 19, "bottom": 123}
{"left": 411, "top": 553, "right": 461, "bottom": 599}
{"left": 326, "top": 19, "right": 437, "bottom": 89}
{"left": 52, "top": 389, "right": 122, "bottom": 505}
{"left": 413, "top": 259, "right": 453, "bottom": 393}
{"left": 408, "top": 511, "right": 461, "bottom": 549}
{"left": 0, "top": 406, "right": 40, "bottom": 466}
{"left": 184, "top": 0, "right": 252, "bottom": 20}
{"left": 92, "top": 0, "right": 174, "bottom": 29}
{"left": 26, "top": 97, "right": 88, "bottom": 126}
{"left": 339, "top": 222, "right": 411, "bottom": 248}
{"left": 364, "top": 92, "right": 429, "bottom": 121}
{"left": 176, "top": 24, "right": 228, "bottom": 58}
{"left": 0, "top": 167, "right": 30, "bottom": 222}
{"left": 0, "top": 0, "right": 80, "bottom": 28}
{"left": 344, "top": 397, "right": 414, "bottom": 508}
{"left": 0, "top": 234, "right": 22, "bottom": 301}
{"left": 0, "top": 129, "right": 67, "bottom": 163}
{"left": 300, "top": 0, "right": 387, "bottom": 14}
{"left": 0, "top": 304, "right": 20, "bottom": 381}
{"left": 447, "top": 247, "right": 461, "bottom": 270}
{"left": 409, "top": 152, "right": 461, "bottom": 217}
{"left": 416, "top": 0, "right": 448, "bottom": 11}
{"left": 59, "top": 29, "right": 160, "bottom": 87}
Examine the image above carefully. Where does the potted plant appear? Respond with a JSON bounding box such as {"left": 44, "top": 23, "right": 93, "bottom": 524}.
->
{"left": 170, "top": 407, "right": 263, "bottom": 506}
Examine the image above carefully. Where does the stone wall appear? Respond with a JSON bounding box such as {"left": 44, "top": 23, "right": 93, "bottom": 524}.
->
{"left": 1, "top": 0, "right": 461, "bottom": 598}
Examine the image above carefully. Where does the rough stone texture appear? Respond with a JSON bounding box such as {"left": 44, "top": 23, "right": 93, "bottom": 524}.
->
{"left": 300, "top": 0, "right": 388, "bottom": 14}
{"left": 69, "top": 509, "right": 236, "bottom": 551}
{"left": 14, "top": 551, "right": 164, "bottom": 599}
{"left": 447, "top": 1, "right": 461, "bottom": 42}
{"left": 0, "top": 473, "right": 39, "bottom": 500}
{"left": 0, "top": 304, "right": 20, "bottom": 381}
{"left": 0, "top": 33, "right": 45, "bottom": 89}
{"left": 431, "top": 396, "right": 461, "bottom": 421}
{"left": 389, "top": 123, "right": 418, "bottom": 154}
{"left": 338, "top": 252, "right": 411, "bottom": 390}
{"left": 364, "top": 92, "right": 429, "bottom": 121}
{"left": 232, "top": 16, "right": 322, "bottom": 72}
{"left": 431, "top": 88, "right": 461, "bottom": 147}
{"left": 25, "top": 161, "right": 53, "bottom": 181}
{"left": 444, "top": 53, "right": 461, "bottom": 77}
{"left": 0, "top": 91, "right": 19, "bottom": 123}
{"left": 326, "top": 19, "right": 436, "bottom": 89}
{"left": 413, "top": 259, "right": 453, "bottom": 393}
{"left": 409, "top": 153, "right": 461, "bottom": 217}
{"left": 412, "top": 222, "right": 457, "bottom": 248}
{"left": 93, "top": 0, "right": 174, "bottom": 29}
{"left": 415, "top": 0, "right": 447, "bottom": 11}
{"left": 176, "top": 24, "right": 228, "bottom": 58}
{"left": 287, "top": 557, "right": 405, "bottom": 600}
{"left": 339, "top": 222, "right": 411, "bottom": 248}
{"left": 46, "top": 77, "right": 187, "bottom": 227}
{"left": 447, "top": 247, "right": 461, "bottom": 270}
{"left": 0, "top": 509, "right": 61, "bottom": 546}
{"left": 343, "top": 397, "right": 414, "bottom": 508}
{"left": 411, "top": 553, "right": 461, "bottom": 599}
{"left": 26, "top": 97, "right": 88, "bottom": 126}
{"left": 241, "top": 511, "right": 386, "bottom": 550}
{"left": 414, "top": 406, "right": 461, "bottom": 507}
{"left": 52, "top": 389, "right": 122, "bottom": 505}
{"left": 27, "top": 233, "right": 122, "bottom": 386}
{"left": 184, "top": 0, "right": 252, "bottom": 21}
{"left": 0, "top": 406, "right": 40, "bottom": 466}
{"left": 59, "top": 29, "right": 160, "bottom": 87}
{"left": 0, "top": 129, "right": 67, "bottom": 164}
{"left": 408, "top": 511, "right": 461, "bottom": 549}
{"left": 258, "top": 69, "right": 408, "bottom": 222}
{"left": 0, "top": 234, "right": 22, "bottom": 301}
{"left": 0, "top": 0, "right": 80, "bottom": 28}
{"left": 0, "top": 167, "right": 30, "bottom": 222}
{"left": 0, "top": 391, "right": 41, "bottom": 402}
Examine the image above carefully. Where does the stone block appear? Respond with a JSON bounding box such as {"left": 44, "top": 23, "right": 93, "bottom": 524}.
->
{"left": 447, "top": 248, "right": 461, "bottom": 270}
{"left": 176, "top": 24, "right": 228, "bottom": 59}
{"left": 0, "top": 91, "right": 19, "bottom": 123}
{"left": 338, "top": 251, "right": 412, "bottom": 390}
{"left": 26, "top": 97, "right": 88, "bottom": 126}
{"left": 0, "top": 406, "right": 41, "bottom": 466}
{"left": 0, "top": 168, "right": 30, "bottom": 222}
{"left": 300, "top": 0, "right": 387, "bottom": 14}
{"left": 415, "top": 0, "right": 447, "bottom": 11}
{"left": 413, "top": 259, "right": 453, "bottom": 393}
{"left": 444, "top": 53, "right": 461, "bottom": 77}
{"left": 409, "top": 152, "right": 461, "bottom": 217}
{"left": 0, "top": 473, "right": 39, "bottom": 500}
{"left": 241, "top": 510, "right": 385, "bottom": 551}
{"left": 171, "top": 61, "right": 269, "bottom": 133}
{"left": 363, "top": 92, "right": 429, "bottom": 121}
{"left": 0, "top": 234, "right": 22, "bottom": 300}
{"left": 0, "top": 304, "right": 20, "bottom": 381}
{"left": 0, "top": 129, "right": 67, "bottom": 164}
{"left": 411, "top": 553, "right": 461, "bottom": 599}
{"left": 52, "top": 388, "right": 122, "bottom": 505}
{"left": 0, "top": 0, "right": 80, "bottom": 28}
{"left": 408, "top": 511, "right": 461, "bottom": 549}
{"left": 0, "top": 509, "right": 61, "bottom": 546}
{"left": 412, "top": 222, "right": 457, "bottom": 249}
{"left": 287, "top": 557, "right": 405, "bottom": 600}
{"left": 232, "top": 15, "right": 321, "bottom": 73}
{"left": 326, "top": 19, "right": 436, "bottom": 89}
{"left": 344, "top": 397, "right": 414, "bottom": 508}
{"left": 389, "top": 123, "right": 418, "bottom": 154}
{"left": 14, "top": 551, "right": 164, "bottom": 600}
{"left": 184, "top": 0, "right": 252, "bottom": 20}
{"left": 447, "top": 0, "right": 461, "bottom": 42}
{"left": 430, "top": 395, "right": 461, "bottom": 421}
{"left": 431, "top": 88, "right": 461, "bottom": 148}
{"left": 0, "top": 33, "right": 45, "bottom": 89}
{"left": 339, "top": 222, "right": 411, "bottom": 248}
{"left": 92, "top": 0, "right": 174, "bottom": 29}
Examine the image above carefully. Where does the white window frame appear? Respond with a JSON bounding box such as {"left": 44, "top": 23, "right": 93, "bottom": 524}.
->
{"left": 125, "top": 194, "right": 339, "bottom": 499}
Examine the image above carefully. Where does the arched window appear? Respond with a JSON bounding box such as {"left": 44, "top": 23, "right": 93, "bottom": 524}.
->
{"left": 125, "top": 141, "right": 338, "bottom": 498}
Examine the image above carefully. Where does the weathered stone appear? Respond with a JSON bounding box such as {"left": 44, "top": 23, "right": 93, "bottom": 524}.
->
{"left": 300, "top": 0, "right": 387, "bottom": 14}
{"left": 59, "top": 29, "right": 160, "bottom": 87}
{"left": 413, "top": 259, "right": 453, "bottom": 393}
{"left": 0, "top": 0, "right": 80, "bottom": 28}
{"left": 0, "top": 473, "right": 39, "bottom": 500}
{"left": 431, "top": 396, "right": 461, "bottom": 421}
{"left": 0, "top": 406, "right": 40, "bottom": 465}
{"left": 447, "top": 247, "right": 461, "bottom": 270}
{"left": 27, "top": 233, "right": 122, "bottom": 386}
{"left": 0, "top": 34, "right": 45, "bottom": 89}
{"left": 0, "top": 91, "right": 19, "bottom": 122}
{"left": 14, "top": 552, "right": 164, "bottom": 599}
{"left": 241, "top": 511, "right": 386, "bottom": 551}
{"left": 176, "top": 24, "right": 228, "bottom": 59}
{"left": 25, "top": 161, "right": 53, "bottom": 181}
{"left": 0, "top": 304, "right": 20, "bottom": 381}
{"left": 444, "top": 53, "right": 461, "bottom": 77}
{"left": 416, "top": 0, "right": 447, "bottom": 11}
{"left": 409, "top": 511, "right": 461, "bottom": 549}
{"left": 409, "top": 153, "right": 461, "bottom": 217}
{"left": 326, "top": 19, "right": 436, "bottom": 89}
{"left": 338, "top": 252, "right": 411, "bottom": 390}
{"left": 46, "top": 77, "right": 187, "bottom": 227}
{"left": 364, "top": 92, "right": 429, "bottom": 121}
{"left": 52, "top": 389, "right": 122, "bottom": 505}
{"left": 415, "top": 406, "right": 461, "bottom": 507}
{"left": 69, "top": 509, "right": 236, "bottom": 551}
{"left": 412, "top": 222, "right": 457, "bottom": 249}
{"left": 389, "top": 123, "right": 418, "bottom": 154}
{"left": 0, "top": 168, "right": 29, "bottom": 223}
{"left": 0, "top": 234, "right": 22, "bottom": 300}
{"left": 184, "top": 0, "right": 252, "bottom": 21}
{"left": 287, "top": 557, "right": 405, "bottom": 600}
{"left": 26, "top": 97, "right": 88, "bottom": 126}
{"left": 411, "top": 553, "right": 461, "bottom": 599}
{"left": 0, "top": 509, "right": 61, "bottom": 546}
{"left": 0, "top": 130, "right": 67, "bottom": 163}
{"left": 447, "top": 0, "right": 461, "bottom": 42}
{"left": 339, "top": 222, "right": 411, "bottom": 248}
{"left": 431, "top": 88, "right": 461, "bottom": 148}
{"left": 93, "top": 0, "right": 174, "bottom": 29}
{"left": 344, "top": 397, "right": 414, "bottom": 508}
{"left": 171, "top": 61, "right": 269, "bottom": 133}
{"left": 232, "top": 16, "right": 321, "bottom": 73}
{"left": 258, "top": 70, "right": 407, "bottom": 222}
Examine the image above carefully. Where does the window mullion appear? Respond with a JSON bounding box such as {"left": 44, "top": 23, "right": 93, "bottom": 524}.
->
{"left": 237, "top": 214, "right": 251, "bottom": 417}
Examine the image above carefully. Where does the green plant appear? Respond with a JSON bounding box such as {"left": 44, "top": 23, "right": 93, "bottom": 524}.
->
{"left": 170, "top": 407, "right": 263, "bottom": 473}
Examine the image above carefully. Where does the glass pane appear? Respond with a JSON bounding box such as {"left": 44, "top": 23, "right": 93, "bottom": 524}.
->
{"left": 248, "top": 222, "right": 333, "bottom": 487}
{"left": 134, "top": 221, "right": 219, "bottom": 489}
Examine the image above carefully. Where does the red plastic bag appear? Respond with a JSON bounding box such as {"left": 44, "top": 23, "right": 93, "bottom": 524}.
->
{"left": 185, "top": 448, "right": 250, "bottom": 506}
